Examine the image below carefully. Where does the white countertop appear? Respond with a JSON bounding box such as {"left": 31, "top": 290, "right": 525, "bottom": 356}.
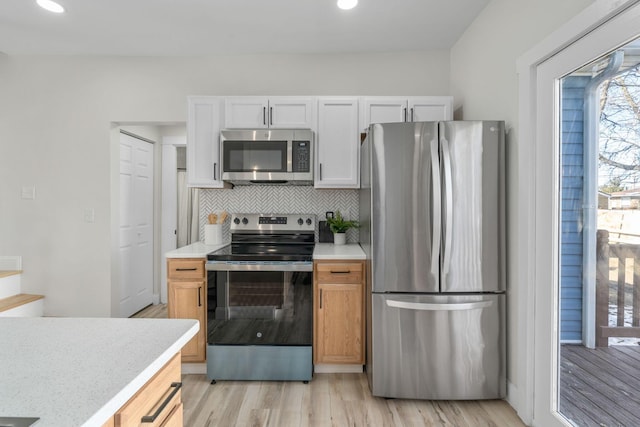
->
{"left": 313, "top": 243, "right": 366, "bottom": 260}
{"left": 0, "top": 317, "right": 198, "bottom": 427}
{"left": 165, "top": 241, "right": 229, "bottom": 258}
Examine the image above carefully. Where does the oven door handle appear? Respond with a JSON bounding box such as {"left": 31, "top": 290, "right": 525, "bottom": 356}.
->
{"left": 206, "top": 262, "right": 314, "bottom": 272}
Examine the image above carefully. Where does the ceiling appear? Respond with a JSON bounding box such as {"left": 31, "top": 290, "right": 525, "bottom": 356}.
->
{"left": 0, "top": 0, "right": 489, "bottom": 56}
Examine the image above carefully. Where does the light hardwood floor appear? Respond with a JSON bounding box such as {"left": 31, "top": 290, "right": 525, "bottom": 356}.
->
{"left": 181, "top": 373, "right": 525, "bottom": 427}
{"left": 135, "top": 304, "right": 526, "bottom": 427}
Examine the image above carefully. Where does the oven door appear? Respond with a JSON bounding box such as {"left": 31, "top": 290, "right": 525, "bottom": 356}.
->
{"left": 206, "top": 261, "right": 313, "bottom": 346}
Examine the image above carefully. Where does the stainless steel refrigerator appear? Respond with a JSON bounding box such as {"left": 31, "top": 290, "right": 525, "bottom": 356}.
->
{"left": 359, "top": 121, "right": 506, "bottom": 400}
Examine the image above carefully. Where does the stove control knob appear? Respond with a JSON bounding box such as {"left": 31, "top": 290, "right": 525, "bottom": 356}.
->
{"left": 297, "top": 218, "right": 304, "bottom": 226}
{"left": 306, "top": 218, "right": 312, "bottom": 226}
{"left": 242, "top": 217, "right": 248, "bottom": 225}
{"left": 233, "top": 217, "right": 240, "bottom": 225}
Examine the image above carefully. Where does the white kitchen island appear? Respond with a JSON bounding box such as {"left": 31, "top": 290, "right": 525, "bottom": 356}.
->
{"left": 0, "top": 317, "right": 198, "bottom": 427}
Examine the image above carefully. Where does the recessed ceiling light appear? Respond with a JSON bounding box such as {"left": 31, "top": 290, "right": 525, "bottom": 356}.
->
{"left": 337, "top": 0, "right": 358, "bottom": 10}
{"left": 36, "top": 0, "right": 65, "bottom": 13}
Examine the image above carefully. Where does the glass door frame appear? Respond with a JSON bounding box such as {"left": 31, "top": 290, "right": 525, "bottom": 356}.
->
{"left": 517, "top": 1, "right": 640, "bottom": 425}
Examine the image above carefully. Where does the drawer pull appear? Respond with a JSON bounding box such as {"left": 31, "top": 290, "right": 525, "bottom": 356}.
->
{"left": 330, "top": 270, "right": 351, "bottom": 274}
{"left": 176, "top": 268, "right": 198, "bottom": 271}
{"left": 141, "top": 381, "right": 182, "bottom": 423}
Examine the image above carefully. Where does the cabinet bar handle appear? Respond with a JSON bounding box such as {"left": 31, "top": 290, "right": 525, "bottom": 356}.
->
{"left": 330, "top": 270, "right": 351, "bottom": 274}
{"left": 403, "top": 107, "right": 407, "bottom": 122}
{"left": 410, "top": 107, "right": 414, "bottom": 122}
{"left": 319, "top": 163, "right": 323, "bottom": 181}
{"left": 319, "top": 289, "right": 323, "bottom": 309}
{"left": 141, "top": 382, "right": 182, "bottom": 423}
{"left": 198, "top": 286, "right": 202, "bottom": 307}
{"left": 176, "top": 268, "right": 198, "bottom": 271}
{"left": 213, "top": 162, "right": 217, "bottom": 180}
{"left": 270, "top": 107, "right": 273, "bottom": 126}
{"left": 263, "top": 107, "right": 266, "bottom": 125}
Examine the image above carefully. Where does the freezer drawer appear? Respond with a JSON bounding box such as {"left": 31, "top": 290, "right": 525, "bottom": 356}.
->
{"left": 368, "top": 293, "right": 505, "bottom": 400}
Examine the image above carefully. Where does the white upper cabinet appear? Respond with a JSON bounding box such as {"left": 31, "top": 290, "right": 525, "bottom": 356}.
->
{"left": 315, "top": 98, "right": 360, "bottom": 189}
{"left": 224, "top": 97, "right": 315, "bottom": 129}
{"left": 187, "top": 96, "right": 226, "bottom": 188}
{"left": 409, "top": 96, "right": 453, "bottom": 122}
{"left": 360, "top": 96, "right": 453, "bottom": 131}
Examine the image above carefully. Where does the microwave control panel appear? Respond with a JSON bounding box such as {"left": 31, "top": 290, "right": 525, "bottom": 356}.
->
{"left": 292, "top": 141, "right": 311, "bottom": 172}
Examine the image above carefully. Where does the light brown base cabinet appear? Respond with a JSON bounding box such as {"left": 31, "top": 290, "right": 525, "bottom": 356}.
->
{"left": 313, "top": 260, "right": 365, "bottom": 364}
{"left": 167, "top": 258, "right": 206, "bottom": 363}
{"left": 102, "top": 352, "right": 183, "bottom": 427}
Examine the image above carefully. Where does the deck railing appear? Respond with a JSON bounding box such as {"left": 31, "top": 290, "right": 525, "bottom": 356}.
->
{"left": 596, "top": 229, "right": 640, "bottom": 346}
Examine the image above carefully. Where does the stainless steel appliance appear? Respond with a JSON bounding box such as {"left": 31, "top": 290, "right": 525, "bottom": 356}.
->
{"left": 205, "top": 213, "right": 315, "bottom": 382}
{"left": 360, "top": 121, "right": 506, "bottom": 400}
{"left": 220, "top": 129, "right": 313, "bottom": 185}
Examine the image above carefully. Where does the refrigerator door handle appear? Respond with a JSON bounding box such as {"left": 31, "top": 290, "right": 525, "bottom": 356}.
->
{"left": 429, "top": 134, "right": 441, "bottom": 278}
{"left": 441, "top": 134, "right": 454, "bottom": 276}
{"left": 385, "top": 299, "right": 493, "bottom": 311}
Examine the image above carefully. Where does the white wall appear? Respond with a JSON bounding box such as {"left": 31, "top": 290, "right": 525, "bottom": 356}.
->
{"left": 0, "top": 51, "right": 450, "bottom": 317}
{"left": 449, "top": 0, "right": 593, "bottom": 421}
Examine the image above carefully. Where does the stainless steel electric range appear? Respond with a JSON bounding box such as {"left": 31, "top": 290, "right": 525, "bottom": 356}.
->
{"left": 205, "top": 213, "right": 316, "bottom": 382}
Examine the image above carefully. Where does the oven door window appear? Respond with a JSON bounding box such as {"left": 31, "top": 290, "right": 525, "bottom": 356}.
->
{"left": 208, "top": 270, "right": 312, "bottom": 346}
{"left": 223, "top": 140, "right": 288, "bottom": 172}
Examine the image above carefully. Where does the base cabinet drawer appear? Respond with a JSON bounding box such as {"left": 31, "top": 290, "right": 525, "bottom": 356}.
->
{"left": 168, "top": 259, "right": 205, "bottom": 280}
{"left": 315, "top": 262, "right": 363, "bottom": 284}
{"left": 160, "top": 402, "right": 183, "bottom": 427}
{"left": 114, "top": 353, "right": 183, "bottom": 427}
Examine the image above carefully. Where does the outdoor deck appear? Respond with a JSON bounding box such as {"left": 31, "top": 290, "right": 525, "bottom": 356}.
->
{"left": 560, "top": 344, "right": 640, "bottom": 426}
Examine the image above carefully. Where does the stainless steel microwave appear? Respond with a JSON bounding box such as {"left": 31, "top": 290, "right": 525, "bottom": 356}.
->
{"left": 220, "top": 129, "right": 314, "bottom": 185}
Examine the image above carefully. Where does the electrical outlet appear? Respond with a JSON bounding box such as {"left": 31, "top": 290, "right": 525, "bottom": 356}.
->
{"left": 21, "top": 186, "right": 36, "bottom": 200}
{"left": 84, "top": 208, "right": 95, "bottom": 223}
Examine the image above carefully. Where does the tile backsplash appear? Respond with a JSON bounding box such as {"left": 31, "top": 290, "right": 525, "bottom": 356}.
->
{"left": 199, "top": 186, "right": 360, "bottom": 243}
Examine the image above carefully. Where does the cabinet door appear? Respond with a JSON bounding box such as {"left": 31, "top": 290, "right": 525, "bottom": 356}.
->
{"left": 315, "top": 282, "right": 364, "bottom": 364}
{"left": 361, "top": 97, "right": 407, "bottom": 132}
{"left": 225, "top": 97, "right": 315, "bottom": 129}
{"left": 187, "top": 97, "right": 225, "bottom": 188}
{"left": 168, "top": 280, "right": 206, "bottom": 362}
{"left": 315, "top": 98, "right": 359, "bottom": 188}
{"left": 408, "top": 96, "right": 453, "bottom": 122}
{"left": 224, "top": 97, "right": 269, "bottom": 128}
{"left": 268, "top": 97, "right": 315, "bottom": 129}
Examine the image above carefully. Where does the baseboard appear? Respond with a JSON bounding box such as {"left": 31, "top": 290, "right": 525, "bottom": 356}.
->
{"left": 507, "top": 380, "right": 532, "bottom": 425}
{"left": 181, "top": 362, "right": 206, "bottom": 375}
{"left": 314, "top": 364, "right": 363, "bottom": 374}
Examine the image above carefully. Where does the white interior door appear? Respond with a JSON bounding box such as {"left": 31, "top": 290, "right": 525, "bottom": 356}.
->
{"left": 531, "top": 3, "right": 640, "bottom": 426}
{"left": 119, "top": 132, "right": 154, "bottom": 317}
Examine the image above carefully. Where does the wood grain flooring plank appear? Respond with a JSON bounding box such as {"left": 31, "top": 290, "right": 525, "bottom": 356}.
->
{"left": 305, "top": 373, "right": 332, "bottom": 427}
{"left": 471, "top": 400, "right": 527, "bottom": 427}
{"left": 568, "top": 345, "right": 640, "bottom": 385}
{"left": 613, "top": 345, "right": 640, "bottom": 363}
{"left": 272, "top": 381, "right": 306, "bottom": 427}
{"left": 563, "top": 347, "right": 640, "bottom": 406}
{"left": 560, "top": 357, "right": 638, "bottom": 427}
{"left": 234, "top": 382, "right": 265, "bottom": 427}
{"left": 181, "top": 373, "right": 525, "bottom": 427}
